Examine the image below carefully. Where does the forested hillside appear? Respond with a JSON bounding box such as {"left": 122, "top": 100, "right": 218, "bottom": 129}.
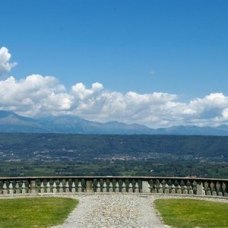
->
{"left": 0, "top": 133, "right": 227, "bottom": 177}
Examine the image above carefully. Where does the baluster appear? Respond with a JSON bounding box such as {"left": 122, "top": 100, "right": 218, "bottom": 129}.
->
{"left": 116, "top": 180, "right": 119, "bottom": 192}
{"left": 113, "top": 180, "right": 117, "bottom": 192}
{"left": 109, "top": 181, "right": 113, "bottom": 192}
{"left": 53, "top": 181, "right": 57, "bottom": 193}
{"left": 164, "top": 184, "right": 170, "bottom": 194}
{"left": 59, "top": 181, "right": 63, "bottom": 193}
{"left": 36, "top": 180, "right": 40, "bottom": 193}
{"left": 177, "top": 185, "right": 182, "bottom": 194}
{"left": 3, "top": 182, "right": 8, "bottom": 194}
{"left": 97, "top": 180, "right": 101, "bottom": 192}
{"left": 40, "top": 181, "right": 45, "bottom": 193}
{"left": 77, "top": 181, "right": 82, "bottom": 192}
{"left": 91, "top": 179, "right": 98, "bottom": 192}
{"left": 186, "top": 180, "right": 191, "bottom": 194}
{"left": 204, "top": 181, "right": 210, "bottom": 195}
{"left": 103, "top": 181, "right": 107, "bottom": 192}
{"left": 206, "top": 185, "right": 211, "bottom": 195}
{"left": 21, "top": 181, "right": 27, "bottom": 194}
{"left": 210, "top": 182, "right": 216, "bottom": 196}
{"left": 215, "top": 182, "right": 222, "bottom": 196}
{"left": 15, "top": 181, "right": 20, "bottom": 194}
{"left": 128, "top": 182, "right": 133, "bottom": 193}
{"left": 49, "top": 180, "right": 54, "bottom": 193}
{"left": 134, "top": 182, "right": 139, "bottom": 193}
{"left": 98, "top": 179, "right": 103, "bottom": 192}
{"left": 71, "top": 181, "right": 76, "bottom": 193}
{"left": 155, "top": 180, "right": 161, "bottom": 193}
{"left": 222, "top": 182, "right": 227, "bottom": 196}
{"left": 192, "top": 180, "right": 197, "bottom": 194}
{"left": 171, "top": 184, "right": 176, "bottom": 194}
{"left": 162, "top": 180, "right": 166, "bottom": 192}
{"left": 122, "top": 181, "right": 126, "bottom": 192}
{"left": 9, "top": 181, "right": 14, "bottom": 194}
{"left": 131, "top": 180, "right": 136, "bottom": 192}
{"left": 82, "top": 179, "right": 86, "bottom": 192}
{"left": 158, "top": 183, "right": 163, "bottom": 193}
{"left": 183, "top": 185, "right": 188, "bottom": 194}
{"left": 189, "top": 186, "right": 194, "bottom": 195}
{"left": 65, "top": 181, "right": 69, "bottom": 193}
{"left": 0, "top": 181, "right": 2, "bottom": 194}
{"left": 180, "top": 180, "right": 185, "bottom": 193}
{"left": 46, "top": 181, "right": 51, "bottom": 193}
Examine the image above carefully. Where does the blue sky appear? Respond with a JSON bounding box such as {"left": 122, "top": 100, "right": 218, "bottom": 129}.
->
{"left": 0, "top": 0, "right": 228, "bottom": 127}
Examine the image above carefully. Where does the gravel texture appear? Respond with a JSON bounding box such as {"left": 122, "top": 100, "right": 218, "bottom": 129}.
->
{"left": 53, "top": 194, "right": 167, "bottom": 228}
{"left": 52, "top": 193, "right": 228, "bottom": 228}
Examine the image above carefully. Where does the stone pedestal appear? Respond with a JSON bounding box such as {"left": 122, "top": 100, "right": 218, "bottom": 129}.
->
{"left": 197, "top": 182, "right": 205, "bottom": 195}
{"left": 142, "top": 181, "right": 150, "bottom": 193}
{"left": 30, "top": 180, "right": 37, "bottom": 194}
{"left": 86, "top": 180, "right": 93, "bottom": 192}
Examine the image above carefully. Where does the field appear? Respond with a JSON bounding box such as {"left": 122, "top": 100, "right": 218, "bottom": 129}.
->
{"left": 0, "top": 197, "right": 78, "bottom": 228}
{"left": 155, "top": 198, "right": 228, "bottom": 228}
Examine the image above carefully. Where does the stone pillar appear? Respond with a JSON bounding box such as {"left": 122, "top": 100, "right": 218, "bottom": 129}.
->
{"left": 142, "top": 181, "right": 150, "bottom": 193}
{"left": 86, "top": 180, "right": 93, "bottom": 192}
{"left": 30, "top": 180, "right": 37, "bottom": 194}
{"left": 197, "top": 182, "right": 205, "bottom": 195}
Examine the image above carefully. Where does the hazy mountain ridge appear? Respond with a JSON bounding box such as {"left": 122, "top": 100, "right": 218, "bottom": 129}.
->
{"left": 0, "top": 110, "right": 228, "bottom": 135}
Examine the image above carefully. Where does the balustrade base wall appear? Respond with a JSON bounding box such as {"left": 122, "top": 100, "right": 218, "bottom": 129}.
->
{"left": 0, "top": 176, "right": 227, "bottom": 197}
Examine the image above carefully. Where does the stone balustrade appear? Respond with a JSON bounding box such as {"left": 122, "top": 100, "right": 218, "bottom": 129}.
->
{"left": 0, "top": 176, "right": 227, "bottom": 197}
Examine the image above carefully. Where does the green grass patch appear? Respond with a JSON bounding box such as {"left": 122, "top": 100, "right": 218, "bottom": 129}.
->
{"left": 155, "top": 198, "right": 228, "bottom": 228}
{"left": 0, "top": 197, "right": 78, "bottom": 228}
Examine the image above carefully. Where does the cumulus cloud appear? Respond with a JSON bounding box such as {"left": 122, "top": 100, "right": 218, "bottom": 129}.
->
{"left": 0, "top": 74, "right": 228, "bottom": 127}
{"left": 0, "top": 47, "right": 17, "bottom": 75}
{"left": 0, "top": 75, "right": 72, "bottom": 116}
{"left": 0, "top": 47, "right": 228, "bottom": 127}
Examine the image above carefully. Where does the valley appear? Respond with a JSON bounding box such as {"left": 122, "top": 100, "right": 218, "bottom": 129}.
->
{"left": 0, "top": 133, "right": 227, "bottom": 178}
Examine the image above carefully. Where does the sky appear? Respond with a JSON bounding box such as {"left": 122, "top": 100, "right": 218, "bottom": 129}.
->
{"left": 0, "top": 0, "right": 228, "bottom": 128}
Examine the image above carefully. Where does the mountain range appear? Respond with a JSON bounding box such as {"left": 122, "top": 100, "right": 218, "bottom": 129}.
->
{"left": 0, "top": 110, "right": 228, "bottom": 135}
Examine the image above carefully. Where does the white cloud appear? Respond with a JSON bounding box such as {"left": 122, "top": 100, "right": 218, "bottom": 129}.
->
{"left": 0, "top": 75, "right": 71, "bottom": 116}
{"left": 0, "top": 74, "right": 228, "bottom": 127}
{"left": 0, "top": 47, "right": 17, "bottom": 75}
{"left": 0, "top": 47, "right": 228, "bottom": 127}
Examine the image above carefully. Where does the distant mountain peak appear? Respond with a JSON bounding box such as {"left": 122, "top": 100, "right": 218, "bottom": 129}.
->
{"left": 0, "top": 110, "right": 228, "bottom": 135}
{"left": 0, "top": 110, "right": 16, "bottom": 118}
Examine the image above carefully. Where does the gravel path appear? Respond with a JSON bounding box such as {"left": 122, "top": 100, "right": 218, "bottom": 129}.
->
{"left": 53, "top": 194, "right": 167, "bottom": 228}
{"left": 53, "top": 194, "right": 227, "bottom": 228}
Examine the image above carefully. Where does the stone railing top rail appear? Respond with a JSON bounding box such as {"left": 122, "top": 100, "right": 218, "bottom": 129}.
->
{"left": 0, "top": 176, "right": 227, "bottom": 181}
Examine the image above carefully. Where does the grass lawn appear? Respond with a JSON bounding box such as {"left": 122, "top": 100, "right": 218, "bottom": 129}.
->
{"left": 0, "top": 197, "right": 78, "bottom": 228}
{"left": 155, "top": 198, "right": 228, "bottom": 228}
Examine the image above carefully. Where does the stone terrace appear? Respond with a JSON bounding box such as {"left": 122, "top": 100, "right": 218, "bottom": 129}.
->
{"left": 0, "top": 176, "right": 227, "bottom": 228}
